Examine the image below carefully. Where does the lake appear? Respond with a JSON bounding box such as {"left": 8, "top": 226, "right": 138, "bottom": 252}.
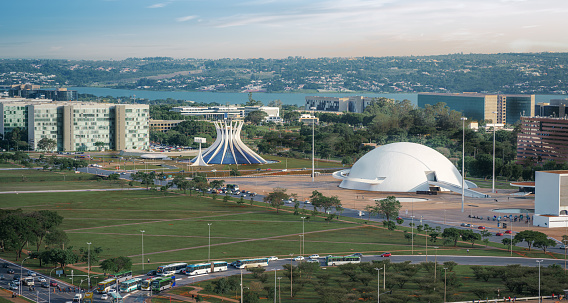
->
{"left": 71, "top": 87, "right": 563, "bottom": 107}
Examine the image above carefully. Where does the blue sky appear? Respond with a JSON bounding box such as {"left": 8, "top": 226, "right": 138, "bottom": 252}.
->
{"left": 1, "top": 0, "right": 567, "bottom": 59}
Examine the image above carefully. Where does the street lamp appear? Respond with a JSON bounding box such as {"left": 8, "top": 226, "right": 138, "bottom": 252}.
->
{"left": 492, "top": 111, "right": 497, "bottom": 194}
{"left": 410, "top": 216, "right": 414, "bottom": 255}
{"left": 461, "top": 117, "right": 467, "bottom": 212}
{"left": 87, "top": 242, "right": 91, "bottom": 289}
{"left": 141, "top": 230, "right": 145, "bottom": 271}
{"left": 434, "top": 247, "right": 439, "bottom": 283}
{"left": 240, "top": 269, "right": 243, "bottom": 303}
{"left": 443, "top": 268, "right": 448, "bottom": 303}
{"left": 374, "top": 267, "right": 383, "bottom": 303}
{"left": 274, "top": 270, "right": 277, "bottom": 303}
{"left": 310, "top": 107, "right": 316, "bottom": 182}
{"left": 20, "top": 257, "right": 29, "bottom": 295}
{"left": 208, "top": 223, "right": 213, "bottom": 263}
{"left": 277, "top": 277, "right": 282, "bottom": 303}
{"left": 49, "top": 268, "right": 57, "bottom": 303}
{"left": 537, "top": 260, "right": 543, "bottom": 302}
{"left": 289, "top": 253, "right": 294, "bottom": 297}
{"left": 300, "top": 217, "right": 306, "bottom": 256}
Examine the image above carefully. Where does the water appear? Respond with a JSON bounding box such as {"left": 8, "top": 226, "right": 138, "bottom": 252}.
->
{"left": 71, "top": 87, "right": 417, "bottom": 106}
{"left": 70, "top": 87, "right": 563, "bottom": 107}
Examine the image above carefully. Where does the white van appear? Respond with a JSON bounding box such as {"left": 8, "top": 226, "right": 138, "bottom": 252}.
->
{"left": 73, "top": 294, "right": 82, "bottom": 303}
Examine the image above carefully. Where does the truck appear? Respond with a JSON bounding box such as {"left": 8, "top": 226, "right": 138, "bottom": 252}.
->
{"left": 73, "top": 294, "right": 83, "bottom": 302}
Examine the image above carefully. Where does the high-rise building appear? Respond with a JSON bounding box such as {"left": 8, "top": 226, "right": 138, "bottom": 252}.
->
{"left": 517, "top": 116, "right": 568, "bottom": 164}
{"left": 1, "top": 98, "right": 149, "bottom": 151}
{"left": 9, "top": 84, "right": 78, "bottom": 101}
{"left": 417, "top": 93, "right": 534, "bottom": 124}
{"left": 535, "top": 99, "right": 568, "bottom": 118}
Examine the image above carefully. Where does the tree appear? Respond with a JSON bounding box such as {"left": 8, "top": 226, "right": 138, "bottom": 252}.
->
{"left": 37, "top": 138, "right": 57, "bottom": 152}
{"left": 245, "top": 110, "right": 268, "bottom": 125}
{"left": 210, "top": 179, "right": 225, "bottom": 189}
{"left": 534, "top": 237, "right": 557, "bottom": 253}
{"left": 94, "top": 141, "right": 106, "bottom": 151}
{"left": 99, "top": 256, "right": 132, "bottom": 273}
{"left": 441, "top": 228, "right": 462, "bottom": 247}
{"left": 264, "top": 188, "right": 289, "bottom": 213}
{"left": 50, "top": 248, "right": 79, "bottom": 275}
{"left": 79, "top": 246, "right": 103, "bottom": 271}
{"left": 514, "top": 230, "right": 548, "bottom": 251}
{"left": 245, "top": 92, "right": 263, "bottom": 106}
{"left": 0, "top": 213, "right": 38, "bottom": 259}
{"left": 375, "top": 196, "right": 402, "bottom": 221}
{"left": 310, "top": 190, "right": 341, "bottom": 214}
{"left": 131, "top": 171, "right": 156, "bottom": 190}
{"left": 460, "top": 229, "right": 481, "bottom": 247}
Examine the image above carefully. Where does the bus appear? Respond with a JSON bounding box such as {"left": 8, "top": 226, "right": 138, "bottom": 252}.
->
{"left": 156, "top": 263, "right": 187, "bottom": 276}
{"left": 96, "top": 278, "right": 117, "bottom": 294}
{"left": 109, "top": 292, "right": 123, "bottom": 303}
{"left": 141, "top": 277, "right": 160, "bottom": 291}
{"left": 119, "top": 278, "right": 142, "bottom": 293}
{"left": 108, "top": 271, "right": 132, "bottom": 283}
{"left": 151, "top": 277, "right": 174, "bottom": 292}
{"left": 233, "top": 258, "right": 269, "bottom": 269}
{"left": 325, "top": 255, "right": 361, "bottom": 266}
{"left": 186, "top": 262, "right": 228, "bottom": 276}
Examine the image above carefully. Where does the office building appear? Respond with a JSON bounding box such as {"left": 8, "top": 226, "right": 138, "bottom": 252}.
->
{"left": 517, "top": 116, "right": 568, "bottom": 164}
{"left": 535, "top": 99, "right": 568, "bottom": 118}
{"left": 171, "top": 105, "right": 279, "bottom": 121}
{"left": 304, "top": 96, "right": 377, "bottom": 113}
{"left": 417, "top": 93, "right": 534, "bottom": 124}
{"left": 1, "top": 98, "right": 149, "bottom": 151}
{"left": 533, "top": 170, "right": 568, "bottom": 228}
{"left": 150, "top": 120, "right": 184, "bottom": 132}
{"left": 9, "top": 84, "right": 78, "bottom": 101}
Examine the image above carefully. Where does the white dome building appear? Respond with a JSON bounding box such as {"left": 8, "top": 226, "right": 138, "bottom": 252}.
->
{"left": 333, "top": 142, "right": 484, "bottom": 197}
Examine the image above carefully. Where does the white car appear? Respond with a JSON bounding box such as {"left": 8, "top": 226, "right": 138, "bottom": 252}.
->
{"left": 304, "top": 200, "right": 311, "bottom": 204}
{"left": 38, "top": 277, "right": 47, "bottom": 282}
{"left": 307, "top": 259, "right": 320, "bottom": 263}
{"left": 309, "top": 254, "right": 320, "bottom": 259}
{"left": 107, "top": 289, "right": 117, "bottom": 294}
{"left": 101, "top": 294, "right": 109, "bottom": 300}
{"left": 268, "top": 256, "right": 279, "bottom": 261}
{"left": 293, "top": 256, "right": 305, "bottom": 261}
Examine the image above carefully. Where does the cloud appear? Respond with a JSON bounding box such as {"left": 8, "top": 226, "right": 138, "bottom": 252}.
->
{"left": 176, "top": 15, "right": 197, "bottom": 22}
{"left": 147, "top": 2, "right": 169, "bottom": 8}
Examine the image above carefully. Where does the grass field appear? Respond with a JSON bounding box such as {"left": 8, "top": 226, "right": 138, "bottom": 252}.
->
{"left": 0, "top": 169, "right": 129, "bottom": 191}
{"left": 0, "top": 184, "right": 560, "bottom": 301}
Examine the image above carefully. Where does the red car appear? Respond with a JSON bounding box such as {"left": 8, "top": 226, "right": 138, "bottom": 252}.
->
{"left": 496, "top": 232, "right": 504, "bottom": 236}
{"left": 50, "top": 281, "right": 58, "bottom": 287}
{"left": 504, "top": 230, "right": 512, "bottom": 234}
{"left": 380, "top": 252, "right": 392, "bottom": 257}
{"left": 477, "top": 226, "right": 486, "bottom": 230}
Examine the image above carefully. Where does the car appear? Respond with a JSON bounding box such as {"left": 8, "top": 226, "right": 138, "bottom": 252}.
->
{"left": 38, "top": 277, "right": 47, "bottom": 282}
{"left": 101, "top": 294, "right": 109, "bottom": 300}
{"left": 50, "top": 281, "right": 58, "bottom": 287}
{"left": 307, "top": 259, "right": 320, "bottom": 264}
{"left": 108, "top": 289, "right": 117, "bottom": 294}
{"left": 309, "top": 254, "right": 320, "bottom": 259}
{"left": 7, "top": 269, "right": 15, "bottom": 274}
{"left": 396, "top": 217, "right": 402, "bottom": 221}
{"left": 268, "top": 256, "right": 279, "bottom": 261}
{"left": 27, "top": 270, "right": 36, "bottom": 276}
{"left": 478, "top": 226, "right": 486, "bottom": 230}
{"left": 380, "top": 252, "right": 392, "bottom": 257}
{"left": 13, "top": 274, "right": 20, "bottom": 281}
{"left": 0, "top": 274, "right": 4, "bottom": 280}
{"left": 496, "top": 232, "right": 504, "bottom": 236}
{"left": 9, "top": 283, "right": 18, "bottom": 290}
{"left": 504, "top": 230, "right": 512, "bottom": 234}
{"left": 293, "top": 256, "right": 305, "bottom": 261}
{"left": 41, "top": 282, "right": 49, "bottom": 288}
{"left": 304, "top": 200, "right": 311, "bottom": 204}
{"left": 147, "top": 270, "right": 157, "bottom": 276}
{"left": 351, "top": 253, "right": 363, "bottom": 257}
{"left": 460, "top": 223, "right": 470, "bottom": 227}
{"left": 2, "top": 263, "right": 9, "bottom": 268}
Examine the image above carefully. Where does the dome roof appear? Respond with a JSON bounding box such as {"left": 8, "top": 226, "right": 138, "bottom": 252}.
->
{"left": 334, "top": 142, "right": 467, "bottom": 192}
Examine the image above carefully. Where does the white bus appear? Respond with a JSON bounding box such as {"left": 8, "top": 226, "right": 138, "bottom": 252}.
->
{"left": 186, "top": 262, "right": 228, "bottom": 276}
{"left": 96, "top": 278, "right": 117, "bottom": 294}
{"left": 119, "top": 278, "right": 142, "bottom": 293}
{"left": 233, "top": 258, "right": 269, "bottom": 269}
{"left": 141, "top": 277, "right": 160, "bottom": 291}
{"left": 156, "top": 263, "right": 188, "bottom": 276}
{"left": 325, "top": 255, "right": 361, "bottom": 266}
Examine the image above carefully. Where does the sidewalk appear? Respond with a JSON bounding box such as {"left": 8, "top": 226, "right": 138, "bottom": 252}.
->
{"left": 0, "top": 288, "right": 33, "bottom": 303}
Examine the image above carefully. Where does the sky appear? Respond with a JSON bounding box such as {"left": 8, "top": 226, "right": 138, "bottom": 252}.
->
{"left": 1, "top": 0, "right": 568, "bottom": 60}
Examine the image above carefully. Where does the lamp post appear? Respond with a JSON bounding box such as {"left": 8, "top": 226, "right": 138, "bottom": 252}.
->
{"left": 537, "top": 260, "right": 543, "bottom": 302}
{"left": 411, "top": 216, "right": 414, "bottom": 255}
{"left": 289, "top": 253, "right": 293, "bottom": 297}
{"left": 443, "top": 268, "right": 448, "bottom": 303}
{"left": 277, "top": 277, "right": 282, "bottom": 303}
{"left": 274, "top": 270, "right": 277, "bottom": 303}
{"left": 461, "top": 117, "right": 467, "bottom": 212}
{"left": 208, "top": 223, "right": 212, "bottom": 263}
{"left": 299, "top": 235, "right": 303, "bottom": 256}
{"left": 434, "top": 247, "right": 439, "bottom": 283}
{"left": 374, "top": 267, "right": 383, "bottom": 303}
{"left": 300, "top": 217, "right": 306, "bottom": 256}
{"left": 492, "top": 111, "right": 497, "bottom": 194}
{"left": 310, "top": 107, "right": 316, "bottom": 182}
{"left": 240, "top": 269, "right": 243, "bottom": 303}
{"left": 48, "top": 268, "right": 57, "bottom": 303}
{"left": 510, "top": 219, "right": 513, "bottom": 257}
{"left": 20, "top": 257, "right": 29, "bottom": 295}
{"left": 87, "top": 242, "right": 91, "bottom": 289}
{"left": 141, "top": 230, "right": 145, "bottom": 271}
